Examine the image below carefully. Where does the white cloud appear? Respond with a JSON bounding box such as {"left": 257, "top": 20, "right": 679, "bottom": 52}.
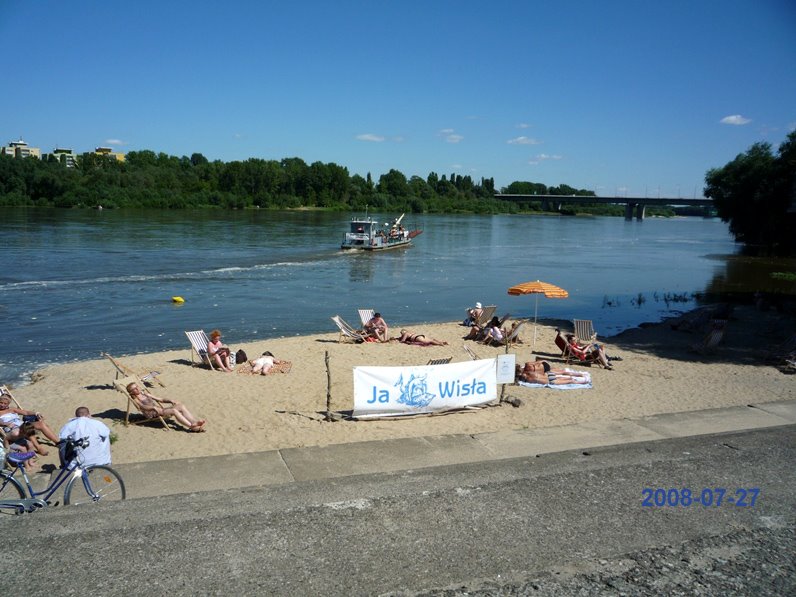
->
{"left": 451, "top": 163, "right": 463, "bottom": 170}
{"left": 104, "top": 138, "right": 124, "bottom": 145}
{"left": 445, "top": 134, "right": 463, "bottom": 143}
{"left": 508, "top": 136, "right": 541, "bottom": 145}
{"left": 356, "top": 133, "right": 385, "bottom": 142}
{"left": 720, "top": 114, "right": 751, "bottom": 125}
{"left": 536, "top": 153, "right": 562, "bottom": 160}
{"left": 439, "top": 128, "right": 454, "bottom": 134}
{"left": 517, "top": 123, "right": 530, "bottom": 129}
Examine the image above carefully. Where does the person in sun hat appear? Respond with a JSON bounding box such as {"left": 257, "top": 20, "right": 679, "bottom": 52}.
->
{"left": 464, "top": 302, "right": 484, "bottom": 326}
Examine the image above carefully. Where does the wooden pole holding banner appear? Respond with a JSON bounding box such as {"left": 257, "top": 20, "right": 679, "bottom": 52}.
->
{"left": 498, "top": 344, "right": 521, "bottom": 408}
{"left": 499, "top": 343, "right": 509, "bottom": 403}
{"left": 324, "top": 351, "right": 333, "bottom": 421}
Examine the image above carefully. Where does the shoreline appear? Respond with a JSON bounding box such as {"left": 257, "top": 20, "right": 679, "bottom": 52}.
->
{"left": 2, "top": 307, "right": 704, "bottom": 390}
{"left": 5, "top": 304, "right": 794, "bottom": 467}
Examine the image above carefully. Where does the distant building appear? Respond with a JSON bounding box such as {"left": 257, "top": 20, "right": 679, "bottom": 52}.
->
{"left": 46, "top": 147, "right": 78, "bottom": 168}
{"left": 1, "top": 138, "right": 41, "bottom": 159}
{"left": 95, "top": 146, "right": 125, "bottom": 162}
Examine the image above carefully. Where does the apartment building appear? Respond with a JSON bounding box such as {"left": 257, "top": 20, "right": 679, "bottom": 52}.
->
{"left": 1, "top": 138, "right": 41, "bottom": 159}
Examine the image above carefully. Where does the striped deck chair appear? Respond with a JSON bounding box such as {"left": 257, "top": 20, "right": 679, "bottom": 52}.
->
{"left": 102, "top": 352, "right": 164, "bottom": 387}
{"left": 555, "top": 329, "right": 602, "bottom": 366}
{"left": 185, "top": 330, "right": 217, "bottom": 369}
{"left": 113, "top": 376, "right": 173, "bottom": 430}
{"left": 502, "top": 320, "right": 526, "bottom": 347}
{"left": 358, "top": 308, "right": 375, "bottom": 327}
{"left": 462, "top": 345, "right": 481, "bottom": 361}
{"left": 477, "top": 305, "right": 497, "bottom": 326}
{"left": 331, "top": 315, "right": 367, "bottom": 343}
{"left": 691, "top": 319, "right": 727, "bottom": 354}
{"left": 574, "top": 319, "right": 597, "bottom": 344}
{"left": 426, "top": 357, "right": 452, "bottom": 365}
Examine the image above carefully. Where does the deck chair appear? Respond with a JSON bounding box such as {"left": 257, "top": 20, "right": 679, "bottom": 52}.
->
{"left": 555, "top": 330, "right": 601, "bottom": 366}
{"left": 185, "top": 330, "right": 217, "bottom": 369}
{"left": 358, "top": 308, "right": 375, "bottom": 327}
{"left": 102, "top": 352, "right": 165, "bottom": 387}
{"left": 477, "top": 305, "right": 497, "bottom": 326}
{"left": 691, "top": 319, "right": 727, "bottom": 354}
{"left": 426, "top": 357, "right": 452, "bottom": 366}
{"left": 331, "top": 315, "right": 367, "bottom": 343}
{"left": 574, "top": 319, "right": 597, "bottom": 344}
{"left": 502, "top": 320, "right": 526, "bottom": 347}
{"left": 462, "top": 345, "right": 481, "bottom": 361}
{"left": 0, "top": 385, "right": 23, "bottom": 409}
{"left": 113, "top": 375, "right": 172, "bottom": 430}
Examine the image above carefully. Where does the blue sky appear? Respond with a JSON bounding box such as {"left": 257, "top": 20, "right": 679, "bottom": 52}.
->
{"left": 3, "top": 1, "right": 795, "bottom": 197}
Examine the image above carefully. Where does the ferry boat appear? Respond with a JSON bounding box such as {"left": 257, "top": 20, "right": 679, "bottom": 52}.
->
{"left": 340, "top": 213, "right": 422, "bottom": 251}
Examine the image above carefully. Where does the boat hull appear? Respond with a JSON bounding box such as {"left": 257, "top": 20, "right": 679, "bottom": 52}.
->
{"left": 340, "top": 238, "right": 413, "bottom": 251}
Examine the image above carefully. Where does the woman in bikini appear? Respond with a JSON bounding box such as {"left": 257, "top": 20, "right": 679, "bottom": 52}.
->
{"left": 516, "top": 360, "right": 590, "bottom": 385}
{"left": 126, "top": 382, "right": 206, "bottom": 432}
{"left": 395, "top": 329, "right": 448, "bottom": 346}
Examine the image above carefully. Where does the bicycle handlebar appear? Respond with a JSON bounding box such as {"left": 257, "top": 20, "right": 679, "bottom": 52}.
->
{"left": 59, "top": 436, "right": 90, "bottom": 450}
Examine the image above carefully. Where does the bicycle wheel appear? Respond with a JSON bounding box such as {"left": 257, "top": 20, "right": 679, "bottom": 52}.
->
{"left": 64, "top": 465, "right": 126, "bottom": 505}
{"left": 0, "top": 471, "right": 25, "bottom": 500}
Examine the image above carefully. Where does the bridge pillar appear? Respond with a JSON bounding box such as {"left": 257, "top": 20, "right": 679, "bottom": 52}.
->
{"left": 636, "top": 203, "right": 646, "bottom": 220}
{"left": 624, "top": 203, "right": 635, "bottom": 220}
{"left": 541, "top": 199, "right": 550, "bottom": 212}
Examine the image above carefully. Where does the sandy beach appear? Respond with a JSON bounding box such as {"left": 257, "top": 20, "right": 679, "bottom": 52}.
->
{"left": 4, "top": 305, "right": 794, "bottom": 467}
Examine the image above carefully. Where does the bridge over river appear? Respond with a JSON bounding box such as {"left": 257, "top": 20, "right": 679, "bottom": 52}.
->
{"left": 495, "top": 194, "right": 714, "bottom": 220}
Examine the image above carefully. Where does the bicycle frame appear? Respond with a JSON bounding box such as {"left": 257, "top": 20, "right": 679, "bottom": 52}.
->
{"left": 1, "top": 460, "right": 86, "bottom": 511}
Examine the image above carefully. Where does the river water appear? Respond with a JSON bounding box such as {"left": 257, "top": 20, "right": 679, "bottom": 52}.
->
{"left": 0, "top": 208, "right": 781, "bottom": 386}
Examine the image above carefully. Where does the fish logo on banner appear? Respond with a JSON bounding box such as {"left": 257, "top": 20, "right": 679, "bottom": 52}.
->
{"left": 394, "top": 373, "right": 435, "bottom": 408}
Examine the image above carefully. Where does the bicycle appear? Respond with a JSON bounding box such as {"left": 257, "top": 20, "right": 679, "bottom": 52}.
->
{"left": 0, "top": 437, "right": 126, "bottom": 514}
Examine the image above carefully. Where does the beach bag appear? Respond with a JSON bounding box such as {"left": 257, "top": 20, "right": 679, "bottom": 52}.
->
{"left": 235, "top": 349, "right": 247, "bottom": 364}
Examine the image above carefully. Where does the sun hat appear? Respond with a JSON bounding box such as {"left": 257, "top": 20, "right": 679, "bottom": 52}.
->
{"left": 475, "top": 302, "right": 482, "bottom": 309}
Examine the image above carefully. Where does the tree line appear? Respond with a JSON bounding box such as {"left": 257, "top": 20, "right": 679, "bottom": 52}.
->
{"left": 0, "top": 149, "right": 643, "bottom": 216}
{"left": 705, "top": 131, "right": 796, "bottom": 255}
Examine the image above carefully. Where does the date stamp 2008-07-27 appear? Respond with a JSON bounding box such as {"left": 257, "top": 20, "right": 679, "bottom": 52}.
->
{"left": 641, "top": 487, "right": 759, "bottom": 508}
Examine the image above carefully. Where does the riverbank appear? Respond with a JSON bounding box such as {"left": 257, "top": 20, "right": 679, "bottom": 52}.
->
{"left": 5, "top": 305, "right": 794, "bottom": 467}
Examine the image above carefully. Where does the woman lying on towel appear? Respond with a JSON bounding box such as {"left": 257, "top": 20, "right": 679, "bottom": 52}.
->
{"left": 248, "top": 351, "right": 290, "bottom": 375}
{"left": 394, "top": 329, "right": 449, "bottom": 346}
{"left": 516, "top": 360, "right": 590, "bottom": 385}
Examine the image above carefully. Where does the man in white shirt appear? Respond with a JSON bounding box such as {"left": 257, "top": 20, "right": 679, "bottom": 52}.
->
{"left": 58, "top": 406, "right": 112, "bottom": 467}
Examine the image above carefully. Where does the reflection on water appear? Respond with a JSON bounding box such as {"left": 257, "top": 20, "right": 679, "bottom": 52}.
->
{"left": 705, "top": 254, "right": 796, "bottom": 298}
{"left": 348, "top": 253, "right": 376, "bottom": 282}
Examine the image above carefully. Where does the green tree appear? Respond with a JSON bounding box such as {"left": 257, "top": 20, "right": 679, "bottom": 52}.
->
{"left": 705, "top": 132, "right": 796, "bottom": 255}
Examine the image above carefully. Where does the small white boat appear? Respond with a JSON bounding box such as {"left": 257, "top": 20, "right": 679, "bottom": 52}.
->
{"left": 340, "top": 213, "right": 422, "bottom": 251}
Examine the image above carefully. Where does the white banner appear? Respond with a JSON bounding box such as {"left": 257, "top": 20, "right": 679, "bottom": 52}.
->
{"left": 353, "top": 359, "right": 497, "bottom": 419}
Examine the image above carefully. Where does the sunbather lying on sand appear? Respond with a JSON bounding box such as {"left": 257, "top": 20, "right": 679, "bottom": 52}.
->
{"left": 394, "top": 329, "right": 449, "bottom": 346}
{"left": 516, "top": 360, "right": 590, "bottom": 385}
{"left": 249, "top": 351, "right": 288, "bottom": 374}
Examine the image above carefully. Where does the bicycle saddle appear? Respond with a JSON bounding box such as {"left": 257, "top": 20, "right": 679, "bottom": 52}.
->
{"left": 7, "top": 451, "right": 36, "bottom": 465}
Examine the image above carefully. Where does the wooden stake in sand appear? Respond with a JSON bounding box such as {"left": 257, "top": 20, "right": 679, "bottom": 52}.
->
{"left": 325, "top": 351, "right": 332, "bottom": 421}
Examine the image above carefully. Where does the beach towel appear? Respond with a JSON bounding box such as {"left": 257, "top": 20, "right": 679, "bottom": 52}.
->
{"left": 236, "top": 361, "right": 293, "bottom": 375}
{"left": 517, "top": 369, "right": 592, "bottom": 390}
